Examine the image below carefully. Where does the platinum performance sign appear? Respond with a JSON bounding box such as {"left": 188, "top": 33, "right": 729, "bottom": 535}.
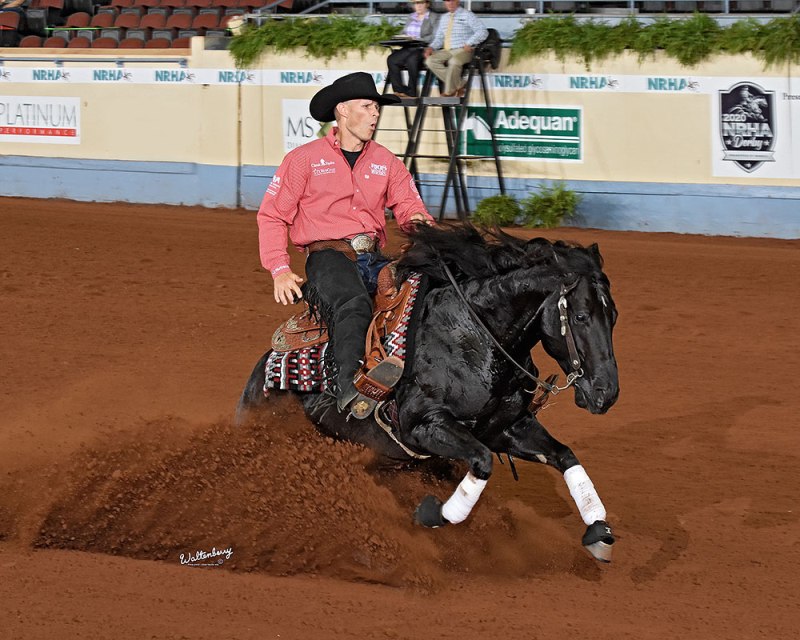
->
{"left": 0, "top": 96, "right": 80, "bottom": 144}
{"left": 462, "top": 105, "right": 582, "bottom": 162}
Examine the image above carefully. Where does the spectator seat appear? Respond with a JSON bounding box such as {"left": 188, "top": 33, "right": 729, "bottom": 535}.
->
{"left": 119, "top": 36, "right": 144, "bottom": 47}
{"left": 91, "top": 36, "right": 119, "bottom": 47}
{"left": 140, "top": 11, "right": 166, "bottom": 28}
{"left": 113, "top": 11, "right": 140, "bottom": 28}
{"left": 145, "top": 35, "right": 171, "bottom": 46}
{"left": 65, "top": 10, "right": 90, "bottom": 27}
{"left": 19, "top": 34, "right": 44, "bottom": 46}
{"left": 41, "top": 34, "right": 67, "bottom": 46}
{"left": 164, "top": 10, "right": 191, "bottom": 28}
{"left": 66, "top": 34, "right": 91, "bottom": 46}
{"left": 90, "top": 12, "right": 114, "bottom": 27}
{"left": 190, "top": 11, "right": 217, "bottom": 31}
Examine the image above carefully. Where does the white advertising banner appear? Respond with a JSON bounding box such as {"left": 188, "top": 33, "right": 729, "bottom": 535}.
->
{"left": 281, "top": 98, "right": 324, "bottom": 153}
{"left": 0, "top": 96, "right": 80, "bottom": 144}
{"left": 710, "top": 78, "right": 799, "bottom": 179}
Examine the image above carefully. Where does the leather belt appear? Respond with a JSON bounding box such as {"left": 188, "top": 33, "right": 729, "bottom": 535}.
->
{"left": 306, "top": 234, "right": 377, "bottom": 261}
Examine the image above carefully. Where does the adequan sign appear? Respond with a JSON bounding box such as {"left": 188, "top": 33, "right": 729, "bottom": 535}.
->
{"left": 462, "top": 105, "right": 582, "bottom": 162}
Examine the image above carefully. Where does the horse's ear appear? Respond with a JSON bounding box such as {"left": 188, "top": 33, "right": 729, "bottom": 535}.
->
{"left": 588, "top": 243, "right": 603, "bottom": 264}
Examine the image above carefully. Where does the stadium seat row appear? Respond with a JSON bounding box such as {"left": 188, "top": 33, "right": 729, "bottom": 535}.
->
{"left": 53, "top": 8, "right": 241, "bottom": 30}
{"left": 18, "top": 32, "right": 194, "bottom": 47}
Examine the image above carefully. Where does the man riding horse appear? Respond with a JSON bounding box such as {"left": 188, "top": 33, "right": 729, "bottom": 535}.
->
{"left": 250, "top": 75, "right": 619, "bottom": 562}
{"left": 257, "top": 72, "right": 434, "bottom": 417}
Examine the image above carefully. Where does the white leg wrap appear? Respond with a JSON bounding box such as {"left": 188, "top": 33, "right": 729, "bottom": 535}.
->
{"left": 564, "top": 465, "right": 607, "bottom": 526}
{"left": 440, "top": 472, "right": 488, "bottom": 524}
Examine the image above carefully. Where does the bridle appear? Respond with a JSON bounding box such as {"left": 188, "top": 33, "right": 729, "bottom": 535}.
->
{"left": 440, "top": 261, "right": 584, "bottom": 407}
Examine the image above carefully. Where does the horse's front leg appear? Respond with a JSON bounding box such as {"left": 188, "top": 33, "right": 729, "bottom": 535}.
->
{"left": 487, "top": 413, "right": 615, "bottom": 562}
{"left": 406, "top": 412, "right": 494, "bottom": 528}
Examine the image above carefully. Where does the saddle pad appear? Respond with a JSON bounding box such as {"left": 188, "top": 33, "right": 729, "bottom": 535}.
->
{"left": 264, "top": 272, "right": 423, "bottom": 394}
{"left": 264, "top": 343, "right": 330, "bottom": 393}
{"left": 382, "top": 272, "right": 422, "bottom": 361}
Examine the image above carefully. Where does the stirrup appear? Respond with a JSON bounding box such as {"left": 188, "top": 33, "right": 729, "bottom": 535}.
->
{"left": 349, "top": 356, "right": 404, "bottom": 420}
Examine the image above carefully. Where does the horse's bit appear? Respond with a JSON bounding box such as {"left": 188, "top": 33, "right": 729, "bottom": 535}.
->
{"left": 439, "top": 261, "right": 584, "bottom": 406}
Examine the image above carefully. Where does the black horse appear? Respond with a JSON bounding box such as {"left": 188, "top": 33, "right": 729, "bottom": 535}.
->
{"left": 237, "top": 224, "right": 619, "bottom": 561}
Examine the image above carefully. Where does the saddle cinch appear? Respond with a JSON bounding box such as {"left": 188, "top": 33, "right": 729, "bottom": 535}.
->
{"left": 266, "top": 263, "right": 423, "bottom": 409}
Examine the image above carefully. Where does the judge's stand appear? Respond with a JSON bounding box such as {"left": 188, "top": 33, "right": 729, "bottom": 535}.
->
{"left": 375, "top": 29, "right": 506, "bottom": 220}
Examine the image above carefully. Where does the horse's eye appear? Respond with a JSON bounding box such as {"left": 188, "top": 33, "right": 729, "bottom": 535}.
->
{"left": 574, "top": 313, "right": 589, "bottom": 324}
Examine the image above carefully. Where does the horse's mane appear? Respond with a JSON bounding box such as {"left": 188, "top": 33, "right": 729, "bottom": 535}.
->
{"left": 396, "top": 223, "right": 606, "bottom": 285}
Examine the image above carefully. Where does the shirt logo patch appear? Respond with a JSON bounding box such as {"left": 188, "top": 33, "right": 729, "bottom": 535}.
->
{"left": 370, "top": 163, "right": 388, "bottom": 177}
{"left": 311, "top": 158, "right": 336, "bottom": 176}
{"left": 266, "top": 175, "right": 281, "bottom": 196}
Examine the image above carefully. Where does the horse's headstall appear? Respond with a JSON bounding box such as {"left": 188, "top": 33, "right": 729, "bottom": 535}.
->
{"left": 560, "top": 279, "right": 579, "bottom": 296}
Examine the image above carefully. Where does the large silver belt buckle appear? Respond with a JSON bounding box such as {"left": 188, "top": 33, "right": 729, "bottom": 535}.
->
{"left": 349, "top": 234, "right": 375, "bottom": 254}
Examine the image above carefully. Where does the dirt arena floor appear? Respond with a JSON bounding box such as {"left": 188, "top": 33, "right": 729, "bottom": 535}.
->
{"left": 1, "top": 196, "right": 798, "bottom": 639}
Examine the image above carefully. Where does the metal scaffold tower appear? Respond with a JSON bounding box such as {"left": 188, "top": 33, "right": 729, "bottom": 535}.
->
{"left": 375, "top": 30, "right": 505, "bottom": 221}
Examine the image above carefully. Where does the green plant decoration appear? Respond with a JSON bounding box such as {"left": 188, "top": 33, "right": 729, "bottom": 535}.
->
{"left": 509, "top": 13, "right": 799, "bottom": 69}
{"left": 471, "top": 194, "right": 522, "bottom": 226}
{"left": 521, "top": 183, "right": 580, "bottom": 229}
{"left": 229, "top": 17, "right": 402, "bottom": 67}
{"left": 758, "top": 13, "right": 800, "bottom": 67}
{"left": 227, "top": 13, "right": 800, "bottom": 70}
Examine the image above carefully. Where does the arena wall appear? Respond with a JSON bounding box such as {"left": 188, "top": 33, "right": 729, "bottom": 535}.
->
{"left": 1, "top": 41, "right": 798, "bottom": 238}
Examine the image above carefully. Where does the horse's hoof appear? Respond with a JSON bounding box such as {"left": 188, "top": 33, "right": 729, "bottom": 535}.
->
{"left": 414, "top": 495, "right": 448, "bottom": 528}
{"left": 582, "top": 520, "right": 614, "bottom": 563}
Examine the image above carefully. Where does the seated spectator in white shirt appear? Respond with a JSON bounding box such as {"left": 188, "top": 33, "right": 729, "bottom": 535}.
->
{"left": 424, "top": 0, "right": 488, "bottom": 97}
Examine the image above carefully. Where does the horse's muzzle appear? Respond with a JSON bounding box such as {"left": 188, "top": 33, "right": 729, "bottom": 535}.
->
{"left": 574, "top": 378, "right": 619, "bottom": 415}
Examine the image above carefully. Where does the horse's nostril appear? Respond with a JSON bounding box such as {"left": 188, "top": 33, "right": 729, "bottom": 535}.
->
{"left": 594, "top": 388, "right": 607, "bottom": 404}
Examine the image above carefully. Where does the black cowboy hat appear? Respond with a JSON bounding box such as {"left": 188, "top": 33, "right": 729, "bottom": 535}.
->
{"left": 309, "top": 72, "right": 400, "bottom": 123}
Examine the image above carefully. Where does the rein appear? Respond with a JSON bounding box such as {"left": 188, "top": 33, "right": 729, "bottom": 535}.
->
{"left": 439, "top": 260, "right": 584, "bottom": 402}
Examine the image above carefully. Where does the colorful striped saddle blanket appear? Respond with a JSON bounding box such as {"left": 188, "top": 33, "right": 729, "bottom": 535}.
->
{"left": 264, "top": 268, "right": 424, "bottom": 394}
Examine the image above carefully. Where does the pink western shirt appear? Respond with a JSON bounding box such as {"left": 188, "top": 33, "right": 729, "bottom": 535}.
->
{"left": 258, "top": 128, "right": 432, "bottom": 277}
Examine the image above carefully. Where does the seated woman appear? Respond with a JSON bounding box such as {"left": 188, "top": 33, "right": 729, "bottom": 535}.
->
{"left": 0, "top": 0, "right": 28, "bottom": 15}
{"left": 386, "top": 0, "right": 439, "bottom": 98}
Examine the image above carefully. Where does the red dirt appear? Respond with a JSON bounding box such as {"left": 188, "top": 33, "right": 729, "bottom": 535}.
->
{"left": 0, "top": 197, "right": 797, "bottom": 640}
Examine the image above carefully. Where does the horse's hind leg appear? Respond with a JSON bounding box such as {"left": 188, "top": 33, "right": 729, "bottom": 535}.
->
{"left": 234, "top": 351, "right": 271, "bottom": 426}
{"left": 406, "top": 412, "right": 494, "bottom": 528}
{"left": 487, "top": 414, "right": 615, "bottom": 562}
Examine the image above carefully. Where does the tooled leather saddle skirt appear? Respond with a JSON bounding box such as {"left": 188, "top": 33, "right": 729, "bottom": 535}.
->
{"left": 264, "top": 264, "right": 423, "bottom": 394}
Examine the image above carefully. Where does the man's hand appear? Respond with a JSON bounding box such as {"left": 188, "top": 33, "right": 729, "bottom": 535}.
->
{"left": 273, "top": 271, "right": 304, "bottom": 305}
{"left": 463, "top": 44, "right": 474, "bottom": 52}
{"left": 424, "top": 47, "right": 433, "bottom": 58}
{"left": 410, "top": 212, "right": 434, "bottom": 226}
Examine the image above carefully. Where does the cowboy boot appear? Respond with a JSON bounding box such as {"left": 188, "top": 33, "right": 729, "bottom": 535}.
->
{"left": 336, "top": 369, "right": 361, "bottom": 413}
{"left": 331, "top": 296, "right": 373, "bottom": 413}
{"left": 349, "top": 356, "right": 405, "bottom": 420}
